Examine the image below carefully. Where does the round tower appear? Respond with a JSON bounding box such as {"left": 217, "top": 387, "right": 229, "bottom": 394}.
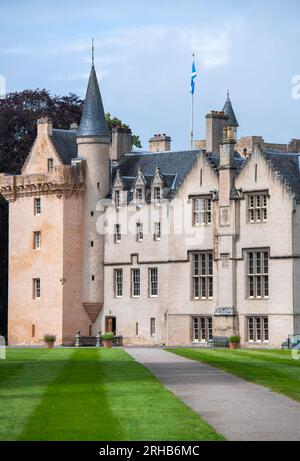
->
{"left": 76, "top": 64, "right": 110, "bottom": 323}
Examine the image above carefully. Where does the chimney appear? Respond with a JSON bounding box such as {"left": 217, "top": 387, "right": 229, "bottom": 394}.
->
{"left": 205, "top": 111, "right": 228, "bottom": 154}
{"left": 219, "top": 126, "right": 237, "bottom": 206}
{"left": 110, "top": 127, "right": 132, "bottom": 161}
{"left": 149, "top": 134, "right": 171, "bottom": 153}
{"left": 37, "top": 117, "right": 53, "bottom": 137}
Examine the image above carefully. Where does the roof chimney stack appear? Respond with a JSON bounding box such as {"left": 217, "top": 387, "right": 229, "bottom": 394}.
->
{"left": 149, "top": 134, "right": 171, "bottom": 152}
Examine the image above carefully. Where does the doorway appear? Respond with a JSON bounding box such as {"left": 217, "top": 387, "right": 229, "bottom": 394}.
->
{"left": 105, "top": 316, "right": 116, "bottom": 335}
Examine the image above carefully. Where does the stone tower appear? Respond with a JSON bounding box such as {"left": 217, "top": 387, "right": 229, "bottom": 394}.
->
{"left": 76, "top": 65, "right": 110, "bottom": 325}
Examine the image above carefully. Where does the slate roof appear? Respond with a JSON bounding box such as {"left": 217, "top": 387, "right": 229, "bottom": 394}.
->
{"left": 51, "top": 129, "right": 78, "bottom": 165}
{"left": 77, "top": 65, "right": 110, "bottom": 138}
{"left": 263, "top": 151, "right": 300, "bottom": 197}
{"left": 112, "top": 150, "right": 202, "bottom": 199}
{"left": 207, "top": 152, "right": 245, "bottom": 172}
{"left": 223, "top": 94, "right": 239, "bottom": 127}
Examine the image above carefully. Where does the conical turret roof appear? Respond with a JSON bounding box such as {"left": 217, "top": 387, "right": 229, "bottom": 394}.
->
{"left": 223, "top": 92, "right": 239, "bottom": 127}
{"left": 77, "top": 65, "right": 110, "bottom": 138}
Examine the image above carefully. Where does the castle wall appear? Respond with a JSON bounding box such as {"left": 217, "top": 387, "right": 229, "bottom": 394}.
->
{"left": 8, "top": 194, "right": 64, "bottom": 345}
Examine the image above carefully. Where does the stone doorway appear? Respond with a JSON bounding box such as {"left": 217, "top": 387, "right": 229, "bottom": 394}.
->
{"left": 105, "top": 316, "right": 116, "bottom": 335}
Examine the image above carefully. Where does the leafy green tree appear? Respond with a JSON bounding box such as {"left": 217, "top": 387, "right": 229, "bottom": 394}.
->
{"left": 0, "top": 90, "right": 141, "bottom": 174}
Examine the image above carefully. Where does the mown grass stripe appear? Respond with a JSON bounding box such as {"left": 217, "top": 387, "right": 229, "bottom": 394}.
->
{"left": 1, "top": 348, "right": 223, "bottom": 441}
{"left": 0, "top": 348, "right": 74, "bottom": 441}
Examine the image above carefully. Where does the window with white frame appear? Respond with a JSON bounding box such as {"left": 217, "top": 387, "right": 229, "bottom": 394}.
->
{"left": 33, "top": 231, "right": 41, "bottom": 249}
{"left": 153, "top": 187, "right": 161, "bottom": 205}
{"left": 149, "top": 268, "right": 158, "bottom": 297}
{"left": 150, "top": 318, "right": 156, "bottom": 336}
{"left": 248, "top": 194, "right": 267, "bottom": 223}
{"left": 192, "top": 252, "right": 213, "bottom": 300}
{"left": 154, "top": 222, "right": 161, "bottom": 241}
{"left": 247, "top": 317, "right": 269, "bottom": 342}
{"left": 135, "top": 187, "right": 144, "bottom": 205}
{"left": 33, "top": 278, "right": 41, "bottom": 299}
{"left": 114, "top": 269, "right": 123, "bottom": 298}
{"left": 114, "top": 224, "right": 122, "bottom": 243}
{"left": 192, "top": 197, "right": 212, "bottom": 226}
{"left": 34, "top": 198, "right": 41, "bottom": 215}
{"left": 136, "top": 222, "right": 144, "bottom": 242}
{"left": 131, "top": 268, "right": 140, "bottom": 297}
{"left": 114, "top": 190, "right": 121, "bottom": 209}
{"left": 193, "top": 317, "right": 213, "bottom": 342}
{"left": 247, "top": 251, "right": 269, "bottom": 299}
{"left": 47, "top": 158, "right": 54, "bottom": 172}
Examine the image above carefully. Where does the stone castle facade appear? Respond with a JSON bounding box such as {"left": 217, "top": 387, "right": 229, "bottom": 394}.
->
{"left": 1, "top": 64, "right": 300, "bottom": 348}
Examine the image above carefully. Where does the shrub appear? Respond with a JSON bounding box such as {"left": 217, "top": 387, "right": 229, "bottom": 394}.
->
{"left": 102, "top": 333, "right": 114, "bottom": 341}
{"left": 229, "top": 335, "right": 241, "bottom": 343}
{"left": 43, "top": 334, "right": 57, "bottom": 344}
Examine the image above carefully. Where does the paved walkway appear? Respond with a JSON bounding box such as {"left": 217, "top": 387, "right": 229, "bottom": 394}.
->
{"left": 125, "top": 347, "right": 300, "bottom": 441}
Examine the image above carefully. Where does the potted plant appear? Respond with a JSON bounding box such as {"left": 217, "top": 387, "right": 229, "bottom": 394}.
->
{"left": 229, "top": 335, "right": 241, "bottom": 350}
{"left": 43, "top": 334, "right": 57, "bottom": 349}
{"left": 102, "top": 332, "right": 114, "bottom": 349}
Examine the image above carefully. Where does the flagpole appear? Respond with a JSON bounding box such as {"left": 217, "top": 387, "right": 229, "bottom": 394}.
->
{"left": 190, "top": 53, "right": 195, "bottom": 150}
{"left": 191, "top": 90, "right": 194, "bottom": 150}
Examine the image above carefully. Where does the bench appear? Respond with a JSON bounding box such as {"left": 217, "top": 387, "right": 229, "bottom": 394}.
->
{"left": 208, "top": 336, "right": 230, "bottom": 348}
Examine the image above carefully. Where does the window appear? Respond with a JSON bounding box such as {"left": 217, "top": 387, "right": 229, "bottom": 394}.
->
{"left": 135, "top": 188, "right": 143, "bottom": 205}
{"left": 33, "top": 231, "right": 41, "bottom": 249}
{"left": 34, "top": 198, "right": 41, "bottom": 215}
{"left": 32, "top": 324, "right": 35, "bottom": 338}
{"left": 192, "top": 198, "right": 212, "bottom": 226}
{"left": 192, "top": 252, "right": 213, "bottom": 300}
{"left": 47, "top": 158, "right": 54, "bottom": 172}
{"left": 150, "top": 318, "right": 156, "bottom": 336}
{"left": 193, "top": 317, "right": 213, "bottom": 342}
{"left": 149, "top": 268, "right": 158, "bottom": 297}
{"left": 114, "top": 224, "right": 121, "bottom": 243}
{"left": 247, "top": 317, "right": 269, "bottom": 342}
{"left": 33, "top": 278, "right": 41, "bottom": 299}
{"left": 114, "top": 269, "right": 123, "bottom": 298}
{"left": 247, "top": 251, "right": 269, "bottom": 299}
{"left": 90, "top": 211, "right": 94, "bottom": 217}
{"left": 136, "top": 322, "right": 139, "bottom": 336}
{"left": 136, "top": 222, "right": 144, "bottom": 242}
{"left": 131, "top": 268, "right": 140, "bottom": 297}
{"left": 153, "top": 187, "right": 161, "bottom": 205}
{"left": 91, "top": 275, "right": 95, "bottom": 281}
{"left": 90, "top": 241, "right": 94, "bottom": 247}
{"left": 248, "top": 194, "right": 267, "bottom": 223}
{"left": 154, "top": 222, "right": 161, "bottom": 241}
{"left": 114, "top": 190, "right": 121, "bottom": 209}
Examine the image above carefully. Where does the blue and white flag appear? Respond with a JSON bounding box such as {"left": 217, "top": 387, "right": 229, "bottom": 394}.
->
{"left": 190, "top": 59, "right": 197, "bottom": 95}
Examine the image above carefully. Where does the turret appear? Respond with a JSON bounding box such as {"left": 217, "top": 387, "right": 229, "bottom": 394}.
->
{"left": 76, "top": 64, "right": 110, "bottom": 324}
{"left": 222, "top": 91, "right": 239, "bottom": 140}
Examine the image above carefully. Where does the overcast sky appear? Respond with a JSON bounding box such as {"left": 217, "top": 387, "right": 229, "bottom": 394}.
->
{"left": 1, "top": 0, "right": 300, "bottom": 150}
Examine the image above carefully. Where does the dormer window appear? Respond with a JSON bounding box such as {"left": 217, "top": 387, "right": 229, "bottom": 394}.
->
{"left": 47, "top": 158, "right": 54, "bottom": 172}
{"left": 114, "top": 190, "right": 121, "bottom": 209}
{"left": 135, "top": 187, "right": 144, "bottom": 206}
{"left": 153, "top": 187, "right": 161, "bottom": 205}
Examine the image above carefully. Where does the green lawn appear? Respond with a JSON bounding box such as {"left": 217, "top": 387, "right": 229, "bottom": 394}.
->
{"left": 167, "top": 348, "right": 300, "bottom": 402}
{"left": 0, "top": 348, "right": 223, "bottom": 441}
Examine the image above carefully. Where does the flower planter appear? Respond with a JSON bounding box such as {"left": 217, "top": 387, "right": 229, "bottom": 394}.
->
{"left": 229, "top": 342, "right": 240, "bottom": 350}
{"left": 46, "top": 342, "right": 55, "bottom": 349}
{"left": 103, "top": 339, "right": 113, "bottom": 349}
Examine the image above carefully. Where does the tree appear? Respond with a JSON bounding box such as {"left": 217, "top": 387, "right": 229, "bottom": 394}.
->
{"left": 105, "top": 113, "right": 142, "bottom": 149}
{"left": 0, "top": 90, "right": 141, "bottom": 174}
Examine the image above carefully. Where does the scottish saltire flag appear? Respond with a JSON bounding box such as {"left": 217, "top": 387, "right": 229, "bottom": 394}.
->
{"left": 190, "top": 59, "right": 197, "bottom": 95}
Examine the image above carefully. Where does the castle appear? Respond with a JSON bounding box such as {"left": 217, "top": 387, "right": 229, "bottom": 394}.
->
{"left": 1, "top": 62, "right": 300, "bottom": 348}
